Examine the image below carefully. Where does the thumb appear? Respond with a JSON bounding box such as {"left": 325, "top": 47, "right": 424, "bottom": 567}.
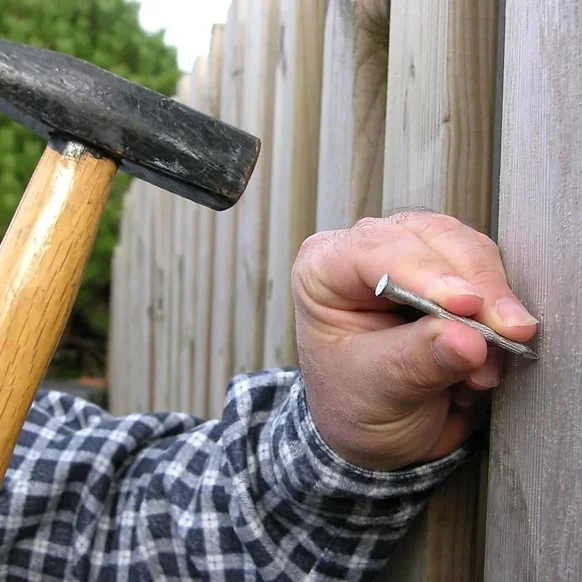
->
{"left": 348, "top": 316, "right": 489, "bottom": 405}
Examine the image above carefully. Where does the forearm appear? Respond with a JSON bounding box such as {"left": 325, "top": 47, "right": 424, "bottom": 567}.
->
{"left": 234, "top": 369, "right": 479, "bottom": 579}
{"left": 0, "top": 369, "right": 479, "bottom": 581}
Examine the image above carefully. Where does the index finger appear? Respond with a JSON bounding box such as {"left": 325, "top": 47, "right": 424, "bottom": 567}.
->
{"left": 400, "top": 213, "right": 538, "bottom": 343}
{"left": 293, "top": 217, "right": 485, "bottom": 315}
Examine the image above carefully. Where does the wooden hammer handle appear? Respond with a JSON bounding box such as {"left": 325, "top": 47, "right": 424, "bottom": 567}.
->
{"left": 0, "top": 139, "right": 117, "bottom": 483}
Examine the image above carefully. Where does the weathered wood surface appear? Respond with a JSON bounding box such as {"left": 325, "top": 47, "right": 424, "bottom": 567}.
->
{"left": 382, "top": 1, "right": 499, "bottom": 580}
{"left": 115, "top": 188, "right": 133, "bottom": 415}
{"left": 125, "top": 190, "right": 138, "bottom": 415}
{"left": 174, "top": 73, "right": 199, "bottom": 413}
{"left": 208, "top": 4, "right": 245, "bottom": 420}
{"left": 485, "top": 1, "right": 582, "bottom": 580}
{"left": 152, "top": 182, "right": 172, "bottom": 412}
{"left": 107, "top": 245, "right": 121, "bottom": 414}
{"left": 167, "top": 163, "right": 184, "bottom": 412}
{"left": 191, "top": 31, "right": 220, "bottom": 419}
{"left": 316, "top": 0, "right": 388, "bottom": 231}
{"left": 132, "top": 182, "right": 154, "bottom": 412}
{"left": 233, "top": 0, "right": 279, "bottom": 375}
{"left": 383, "top": 0, "right": 497, "bottom": 233}
{"left": 263, "top": 0, "right": 326, "bottom": 368}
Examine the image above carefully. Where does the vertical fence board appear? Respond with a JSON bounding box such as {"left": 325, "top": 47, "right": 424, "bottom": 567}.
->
{"left": 152, "top": 183, "right": 172, "bottom": 412}
{"left": 485, "top": 2, "right": 582, "bottom": 580}
{"left": 263, "top": 0, "right": 326, "bottom": 368}
{"left": 174, "top": 64, "right": 206, "bottom": 414}
{"left": 208, "top": 4, "right": 245, "bottom": 420}
{"left": 127, "top": 188, "right": 141, "bottom": 414}
{"left": 382, "top": 1, "right": 499, "bottom": 580}
{"left": 164, "top": 195, "right": 179, "bottom": 411}
{"left": 136, "top": 182, "right": 154, "bottom": 412}
{"left": 144, "top": 184, "right": 157, "bottom": 412}
{"left": 166, "top": 76, "right": 192, "bottom": 411}
{"left": 316, "top": 0, "right": 388, "bottom": 231}
{"left": 115, "top": 191, "right": 132, "bottom": 414}
{"left": 233, "top": 0, "right": 279, "bottom": 376}
{"left": 107, "top": 245, "right": 121, "bottom": 413}
{"left": 191, "top": 30, "right": 220, "bottom": 418}
{"left": 383, "top": 0, "right": 496, "bottom": 232}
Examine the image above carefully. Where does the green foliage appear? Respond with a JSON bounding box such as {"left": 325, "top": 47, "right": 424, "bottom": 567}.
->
{"left": 0, "top": 0, "right": 181, "bottom": 377}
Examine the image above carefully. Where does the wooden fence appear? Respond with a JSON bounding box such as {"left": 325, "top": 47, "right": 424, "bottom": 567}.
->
{"left": 107, "top": 0, "right": 582, "bottom": 580}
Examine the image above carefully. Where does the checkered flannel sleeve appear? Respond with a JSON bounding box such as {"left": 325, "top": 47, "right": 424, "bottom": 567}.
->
{"left": 0, "top": 368, "right": 477, "bottom": 581}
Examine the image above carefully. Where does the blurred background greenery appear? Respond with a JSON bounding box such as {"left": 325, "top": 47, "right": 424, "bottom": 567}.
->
{"left": 0, "top": 0, "right": 180, "bottom": 379}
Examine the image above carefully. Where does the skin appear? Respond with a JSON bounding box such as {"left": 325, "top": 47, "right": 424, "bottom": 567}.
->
{"left": 291, "top": 211, "right": 538, "bottom": 471}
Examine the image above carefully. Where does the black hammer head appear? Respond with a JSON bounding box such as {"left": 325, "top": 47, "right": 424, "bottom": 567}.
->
{"left": 0, "top": 39, "right": 260, "bottom": 211}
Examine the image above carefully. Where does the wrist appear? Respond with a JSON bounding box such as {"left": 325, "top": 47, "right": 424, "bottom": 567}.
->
{"left": 304, "top": 378, "right": 446, "bottom": 472}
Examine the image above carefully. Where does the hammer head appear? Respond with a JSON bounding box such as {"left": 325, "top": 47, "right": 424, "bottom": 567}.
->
{"left": 0, "top": 40, "right": 260, "bottom": 211}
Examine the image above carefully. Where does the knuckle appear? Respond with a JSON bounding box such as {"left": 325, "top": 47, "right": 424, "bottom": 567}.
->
{"left": 408, "top": 212, "right": 464, "bottom": 239}
{"left": 292, "top": 234, "right": 320, "bottom": 285}
{"left": 461, "top": 239, "right": 506, "bottom": 282}
{"left": 295, "top": 230, "right": 335, "bottom": 267}
{"left": 353, "top": 216, "right": 382, "bottom": 235}
{"left": 349, "top": 217, "right": 387, "bottom": 250}
{"left": 292, "top": 229, "right": 344, "bottom": 298}
{"left": 475, "top": 230, "right": 500, "bottom": 252}
{"left": 391, "top": 336, "right": 435, "bottom": 390}
{"left": 466, "top": 267, "right": 506, "bottom": 287}
{"left": 355, "top": 216, "right": 380, "bottom": 228}
{"left": 434, "top": 214, "right": 463, "bottom": 231}
{"left": 297, "top": 230, "right": 328, "bottom": 255}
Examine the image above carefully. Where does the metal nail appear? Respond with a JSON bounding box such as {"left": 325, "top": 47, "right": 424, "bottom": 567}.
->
{"left": 374, "top": 274, "right": 539, "bottom": 360}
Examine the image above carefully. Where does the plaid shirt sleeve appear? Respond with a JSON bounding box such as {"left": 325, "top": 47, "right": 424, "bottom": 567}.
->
{"left": 0, "top": 368, "right": 478, "bottom": 581}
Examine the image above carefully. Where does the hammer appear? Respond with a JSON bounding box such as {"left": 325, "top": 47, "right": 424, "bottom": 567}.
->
{"left": 0, "top": 40, "right": 260, "bottom": 483}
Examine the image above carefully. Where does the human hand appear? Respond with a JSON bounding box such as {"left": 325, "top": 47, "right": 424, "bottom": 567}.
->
{"left": 291, "top": 212, "right": 538, "bottom": 471}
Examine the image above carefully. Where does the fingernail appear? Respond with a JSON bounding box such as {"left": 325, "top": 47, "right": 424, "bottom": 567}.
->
{"left": 470, "top": 368, "right": 501, "bottom": 388}
{"left": 441, "top": 276, "right": 484, "bottom": 299}
{"left": 432, "top": 335, "right": 464, "bottom": 370}
{"left": 495, "top": 298, "right": 539, "bottom": 327}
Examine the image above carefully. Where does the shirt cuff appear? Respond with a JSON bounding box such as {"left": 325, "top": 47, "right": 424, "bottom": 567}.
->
{"left": 274, "top": 372, "right": 481, "bottom": 508}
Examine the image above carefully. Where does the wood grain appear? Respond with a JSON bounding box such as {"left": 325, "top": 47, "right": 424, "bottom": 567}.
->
{"left": 128, "top": 182, "right": 154, "bottom": 413}
{"left": 263, "top": 0, "right": 326, "bottom": 368}
{"left": 191, "top": 29, "right": 220, "bottom": 419}
{"left": 152, "top": 182, "right": 172, "bottom": 412}
{"left": 126, "top": 188, "right": 139, "bottom": 413}
{"left": 233, "top": 0, "right": 279, "bottom": 376}
{"left": 111, "top": 193, "right": 131, "bottom": 415}
{"left": 168, "top": 165, "right": 184, "bottom": 411}
{"left": 170, "top": 75, "right": 193, "bottom": 410}
{"left": 316, "top": 0, "right": 388, "bottom": 231}
{"left": 485, "top": 2, "right": 582, "bottom": 580}
{"left": 383, "top": 0, "right": 498, "bottom": 232}
{"left": 0, "top": 140, "right": 117, "bottom": 482}
{"left": 382, "top": 1, "right": 499, "bottom": 580}
{"left": 173, "top": 75, "right": 196, "bottom": 413}
{"left": 106, "top": 245, "right": 121, "bottom": 413}
{"left": 208, "top": 4, "right": 246, "bottom": 420}
{"left": 142, "top": 184, "right": 156, "bottom": 412}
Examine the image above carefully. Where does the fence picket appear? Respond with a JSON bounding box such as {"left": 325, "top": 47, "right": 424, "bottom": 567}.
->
{"left": 191, "top": 29, "right": 220, "bottom": 418}
{"left": 263, "top": 0, "right": 326, "bottom": 368}
{"left": 208, "top": 2, "right": 246, "bottom": 420}
{"left": 316, "top": 0, "right": 388, "bottom": 231}
{"left": 382, "top": 1, "right": 499, "bottom": 580}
